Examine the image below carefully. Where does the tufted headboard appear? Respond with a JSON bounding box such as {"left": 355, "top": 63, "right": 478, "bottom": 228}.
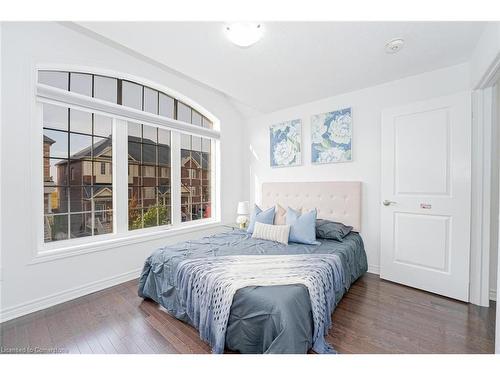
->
{"left": 261, "top": 181, "right": 362, "bottom": 232}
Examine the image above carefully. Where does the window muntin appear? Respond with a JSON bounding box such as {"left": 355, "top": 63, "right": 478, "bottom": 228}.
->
{"left": 43, "top": 104, "right": 113, "bottom": 242}
{"left": 181, "top": 134, "right": 211, "bottom": 222}
{"left": 202, "top": 117, "right": 213, "bottom": 129}
{"left": 94, "top": 75, "right": 118, "bottom": 103}
{"left": 128, "top": 122, "right": 171, "bottom": 230}
{"left": 70, "top": 73, "right": 92, "bottom": 96}
{"left": 159, "top": 93, "right": 175, "bottom": 118}
{"left": 122, "top": 81, "right": 143, "bottom": 110}
{"left": 38, "top": 70, "right": 213, "bottom": 129}
{"left": 144, "top": 87, "right": 159, "bottom": 115}
{"left": 192, "top": 110, "right": 202, "bottom": 127}
{"left": 177, "top": 102, "right": 192, "bottom": 123}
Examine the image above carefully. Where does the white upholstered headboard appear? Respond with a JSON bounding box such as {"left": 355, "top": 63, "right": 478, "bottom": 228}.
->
{"left": 261, "top": 181, "right": 362, "bottom": 232}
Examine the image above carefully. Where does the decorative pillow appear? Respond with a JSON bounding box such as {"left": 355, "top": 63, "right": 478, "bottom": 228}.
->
{"left": 252, "top": 222, "right": 290, "bottom": 245}
{"left": 274, "top": 204, "right": 286, "bottom": 225}
{"left": 247, "top": 205, "right": 276, "bottom": 234}
{"left": 315, "top": 219, "right": 353, "bottom": 241}
{"left": 274, "top": 204, "right": 301, "bottom": 225}
{"left": 286, "top": 207, "right": 319, "bottom": 245}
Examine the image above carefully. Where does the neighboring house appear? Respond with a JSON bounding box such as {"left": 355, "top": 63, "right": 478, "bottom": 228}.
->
{"left": 180, "top": 149, "right": 211, "bottom": 221}
{"left": 128, "top": 135, "right": 211, "bottom": 223}
{"left": 53, "top": 135, "right": 210, "bottom": 234}
{"left": 56, "top": 137, "right": 113, "bottom": 213}
{"left": 127, "top": 136, "right": 170, "bottom": 211}
{"left": 43, "top": 135, "right": 56, "bottom": 213}
{"left": 43, "top": 135, "right": 56, "bottom": 241}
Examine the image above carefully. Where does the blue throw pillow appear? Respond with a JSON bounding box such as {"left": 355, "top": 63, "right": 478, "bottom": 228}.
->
{"left": 247, "top": 205, "right": 275, "bottom": 234}
{"left": 286, "top": 207, "right": 320, "bottom": 245}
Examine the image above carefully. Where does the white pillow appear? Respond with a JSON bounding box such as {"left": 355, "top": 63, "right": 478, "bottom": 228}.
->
{"left": 252, "top": 222, "right": 290, "bottom": 245}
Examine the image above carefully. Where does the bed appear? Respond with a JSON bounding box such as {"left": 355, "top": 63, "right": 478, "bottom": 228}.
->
{"left": 138, "top": 182, "right": 367, "bottom": 354}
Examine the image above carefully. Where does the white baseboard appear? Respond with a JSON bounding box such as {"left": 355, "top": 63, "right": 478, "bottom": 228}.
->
{"left": 367, "top": 264, "right": 380, "bottom": 275}
{"left": 490, "top": 289, "right": 497, "bottom": 301}
{"left": 0, "top": 268, "right": 142, "bottom": 323}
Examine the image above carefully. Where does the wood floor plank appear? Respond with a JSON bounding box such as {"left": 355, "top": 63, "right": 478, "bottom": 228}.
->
{"left": 0, "top": 273, "right": 495, "bottom": 354}
{"left": 26, "top": 316, "right": 55, "bottom": 352}
{"left": 63, "top": 306, "right": 94, "bottom": 354}
{"left": 145, "top": 315, "right": 193, "bottom": 354}
{"left": 140, "top": 301, "right": 210, "bottom": 354}
{"left": 0, "top": 326, "right": 17, "bottom": 350}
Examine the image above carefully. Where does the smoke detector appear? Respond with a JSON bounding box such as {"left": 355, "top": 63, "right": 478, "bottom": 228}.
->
{"left": 385, "top": 38, "right": 405, "bottom": 54}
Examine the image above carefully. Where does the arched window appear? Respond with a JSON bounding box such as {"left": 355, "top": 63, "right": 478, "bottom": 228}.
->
{"left": 38, "top": 71, "right": 214, "bottom": 128}
{"left": 37, "top": 69, "right": 219, "bottom": 249}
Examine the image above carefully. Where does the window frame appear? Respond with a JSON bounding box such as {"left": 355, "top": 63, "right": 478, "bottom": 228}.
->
{"left": 127, "top": 123, "right": 173, "bottom": 231}
{"left": 32, "top": 65, "right": 220, "bottom": 260}
{"left": 42, "top": 105, "right": 114, "bottom": 243}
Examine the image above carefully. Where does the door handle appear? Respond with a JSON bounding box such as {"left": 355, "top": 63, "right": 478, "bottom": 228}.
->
{"left": 383, "top": 200, "right": 397, "bottom": 206}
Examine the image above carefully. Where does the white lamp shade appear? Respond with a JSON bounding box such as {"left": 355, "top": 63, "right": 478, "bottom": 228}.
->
{"left": 237, "top": 201, "right": 250, "bottom": 215}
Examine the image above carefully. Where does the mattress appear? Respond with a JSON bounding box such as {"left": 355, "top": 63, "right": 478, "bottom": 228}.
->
{"left": 138, "top": 228, "right": 367, "bottom": 353}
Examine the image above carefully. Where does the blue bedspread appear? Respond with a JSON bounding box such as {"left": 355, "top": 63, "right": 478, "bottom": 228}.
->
{"left": 138, "top": 229, "right": 368, "bottom": 354}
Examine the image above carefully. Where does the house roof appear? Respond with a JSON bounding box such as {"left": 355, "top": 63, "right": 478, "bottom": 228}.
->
{"left": 56, "top": 135, "right": 208, "bottom": 167}
{"left": 71, "top": 136, "right": 112, "bottom": 160}
{"left": 181, "top": 149, "right": 209, "bottom": 168}
{"left": 127, "top": 136, "right": 171, "bottom": 165}
{"left": 43, "top": 135, "right": 55, "bottom": 145}
{"left": 83, "top": 185, "right": 112, "bottom": 199}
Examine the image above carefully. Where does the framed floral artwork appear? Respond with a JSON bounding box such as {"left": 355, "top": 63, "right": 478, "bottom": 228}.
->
{"left": 269, "top": 119, "right": 302, "bottom": 167}
{"left": 311, "top": 107, "right": 352, "bottom": 164}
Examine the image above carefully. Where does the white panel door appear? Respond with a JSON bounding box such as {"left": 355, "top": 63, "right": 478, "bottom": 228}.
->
{"left": 380, "top": 92, "right": 471, "bottom": 301}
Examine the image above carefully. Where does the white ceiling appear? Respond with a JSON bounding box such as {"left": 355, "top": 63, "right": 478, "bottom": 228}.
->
{"left": 77, "top": 22, "right": 486, "bottom": 115}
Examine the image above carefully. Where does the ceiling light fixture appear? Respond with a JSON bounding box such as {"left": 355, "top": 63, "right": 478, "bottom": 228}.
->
{"left": 225, "top": 22, "right": 263, "bottom": 48}
{"left": 385, "top": 38, "right": 405, "bottom": 54}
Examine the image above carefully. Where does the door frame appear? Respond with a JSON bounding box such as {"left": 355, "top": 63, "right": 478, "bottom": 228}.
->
{"left": 471, "top": 52, "right": 500, "bottom": 308}
{"left": 470, "top": 87, "right": 494, "bottom": 307}
{"left": 471, "top": 49, "right": 500, "bottom": 354}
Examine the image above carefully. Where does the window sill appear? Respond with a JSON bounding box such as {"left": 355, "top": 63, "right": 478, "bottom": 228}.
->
{"left": 30, "top": 220, "right": 222, "bottom": 265}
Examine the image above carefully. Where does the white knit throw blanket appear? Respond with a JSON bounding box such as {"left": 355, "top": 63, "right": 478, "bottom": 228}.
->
{"left": 175, "top": 254, "right": 345, "bottom": 354}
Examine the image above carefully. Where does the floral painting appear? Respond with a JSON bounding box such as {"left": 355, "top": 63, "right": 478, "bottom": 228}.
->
{"left": 311, "top": 107, "right": 352, "bottom": 164}
{"left": 270, "top": 119, "right": 302, "bottom": 167}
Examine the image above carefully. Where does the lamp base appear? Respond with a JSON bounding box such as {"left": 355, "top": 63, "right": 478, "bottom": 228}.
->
{"left": 236, "top": 215, "right": 248, "bottom": 229}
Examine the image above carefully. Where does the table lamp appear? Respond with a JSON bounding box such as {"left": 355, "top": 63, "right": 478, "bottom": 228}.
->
{"left": 236, "top": 201, "right": 250, "bottom": 229}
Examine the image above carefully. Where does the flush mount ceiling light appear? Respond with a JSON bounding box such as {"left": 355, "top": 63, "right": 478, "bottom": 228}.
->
{"left": 225, "top": 22, "right": 263, "bottom": 47}
{"left": 385, "top": 38, "right": 405, "bottom": 54}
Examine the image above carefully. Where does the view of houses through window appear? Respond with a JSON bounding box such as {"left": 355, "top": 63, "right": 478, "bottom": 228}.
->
{"left": 43, "top": 104, "right": 113, "bottom": 242}
{"left": 39, "top": 70, "right": 216, "bottom": 244}
{"left": 181, "top": 134, "right": 212, "bottom": 222}
{"left": 128, "top": 122, "right": 171, "bottom": 230}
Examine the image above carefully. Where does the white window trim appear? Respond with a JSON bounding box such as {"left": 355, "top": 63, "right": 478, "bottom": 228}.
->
{"left": 36, "top": 62, "right": 220, "bottom": 131}
{"left": 30, "top": 220, "right": 223, "bottom": 265}
{"left": 37, "top": 84, "right": 220, "bottom": 140}
{"left": 32, "top": 66, "right": 221, "bottom": 261}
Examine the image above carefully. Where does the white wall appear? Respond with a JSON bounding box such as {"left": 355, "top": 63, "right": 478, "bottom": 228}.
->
{"left": 0, "top": 22, "right": 245, "bottom": 321}
{"left": 471, "top": 23, "right": 500, "bottom": 88}
{"left": 244, "top": 63, "right": 471, "bottom": 273}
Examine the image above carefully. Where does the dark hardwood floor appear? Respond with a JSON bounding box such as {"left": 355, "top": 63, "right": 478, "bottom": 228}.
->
{"left": 0, "top": 273, "right": 496, "bottom": 354}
